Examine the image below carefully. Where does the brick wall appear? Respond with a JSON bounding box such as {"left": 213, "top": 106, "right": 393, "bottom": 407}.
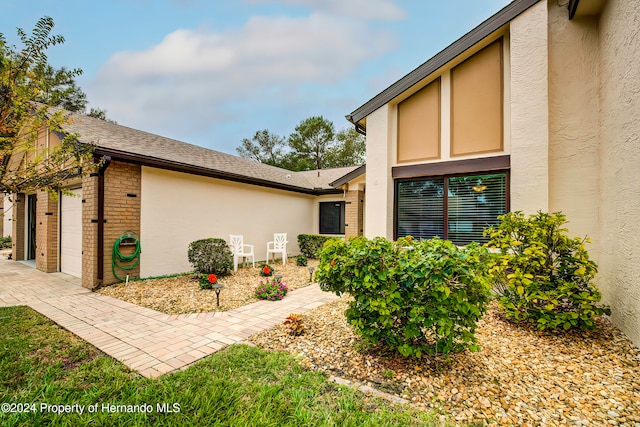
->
{"left": 345, "top": 189, "right": 364, "bottom": 238}
{"left": 11, "top": 195, "right": 25, "bottom": 260}
{"left": 35, "top": 190, "right": 58, "bottom": 272}
{"left": 82, "top": 161, "right": 141, "bottom": 289}
{"left": 82, "top": 170, "right": 99, "bottom": 289}
{"left": 103, "top": 161, "right": 141, "bottom": 285}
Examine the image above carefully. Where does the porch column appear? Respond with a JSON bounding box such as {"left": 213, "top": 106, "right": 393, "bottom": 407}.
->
{"left": 11, "top": 194, "right": 25, "bottom": 260}
{"left": 344, "top": 189, "right": 364, "bottom": 238}
{"left": 35, "top": 190, "right": 59, "bottom": 273}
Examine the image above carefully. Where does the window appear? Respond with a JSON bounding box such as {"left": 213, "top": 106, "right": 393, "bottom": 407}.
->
{"left": 319, "top": 202, "right": 345, "bottom": 234}
{"left": 396, "top": 172, "right": 508, "bottom": 245}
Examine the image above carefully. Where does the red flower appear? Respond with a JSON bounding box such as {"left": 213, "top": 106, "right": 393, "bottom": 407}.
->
{"left": 331, "top": 260, "right": 336, "bottom": 266}
{"left": 208, "top": 274, "right": 217, "bottom": 283}
{"left": 262, "top": 266, "right": 271, "bottom": 275}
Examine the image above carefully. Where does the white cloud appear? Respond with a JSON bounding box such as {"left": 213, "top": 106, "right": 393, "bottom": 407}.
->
{"left": 245, "top": 0, "right": 406, "bottom": 21}
{"left": 88, "top": 13, "right": 395, "bottom": 140}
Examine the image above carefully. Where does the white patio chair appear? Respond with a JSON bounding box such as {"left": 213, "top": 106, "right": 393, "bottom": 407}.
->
{"left": 229, "top": 234, "right": 255, "bottom": 271}
{"left": 266, "top": 233, "right": 288, "bottom": 265}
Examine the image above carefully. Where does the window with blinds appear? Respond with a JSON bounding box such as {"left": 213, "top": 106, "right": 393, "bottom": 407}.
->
{"left": 397, "top": 178, "right": 444, "bottom": 240}
{"left": 395, "top": 173, "right": 507, "bottom": 245}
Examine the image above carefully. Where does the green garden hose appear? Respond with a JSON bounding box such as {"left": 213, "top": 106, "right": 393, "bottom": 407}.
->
{"left": 112, "top": 233, "right": 141, "bottom": 282}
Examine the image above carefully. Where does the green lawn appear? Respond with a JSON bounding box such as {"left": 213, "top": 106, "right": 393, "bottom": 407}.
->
{"left": 0, "top": 306, "right": 440, "bottom": 426}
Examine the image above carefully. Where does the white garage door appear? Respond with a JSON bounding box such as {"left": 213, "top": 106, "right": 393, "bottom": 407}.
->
{"left": 60, "top": 189, "right": 82, "bottom": 277}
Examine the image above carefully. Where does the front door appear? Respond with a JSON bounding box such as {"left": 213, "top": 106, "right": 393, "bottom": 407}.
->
{"left": 27, "top": 194, "right": 37, "bottom": 260}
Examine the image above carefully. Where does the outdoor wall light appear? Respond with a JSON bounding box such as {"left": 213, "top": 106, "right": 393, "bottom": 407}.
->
{"left": 212, "top": 283, "right": 223, "bottom": 307}
{"left": 308, "top": 266, "right": 315, "bottom": 283}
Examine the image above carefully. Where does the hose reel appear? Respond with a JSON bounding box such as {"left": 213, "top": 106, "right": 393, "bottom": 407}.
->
{"left": 112, "top": 232, "right": 141, "bottom": 282}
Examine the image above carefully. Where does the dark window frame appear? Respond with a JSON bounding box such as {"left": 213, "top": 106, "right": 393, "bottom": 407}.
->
{"left": 394, "top": 169, "right": 510, "bottom": 243}
{"left": 319, "top": 201, "right": 346, "bottom": 235}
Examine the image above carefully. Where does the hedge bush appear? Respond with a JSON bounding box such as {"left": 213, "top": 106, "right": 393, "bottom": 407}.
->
{"left": 484, "top": 211, "right": 611, "bottom": 330}
{"left": 0, "top": 236, "right": 11, "bottom": 249}
{"left": 316, "top": 236, "right": 492, "bottom": 357}
{"left": 187, "top": 238, "right": 233, "bottom": 276}
{"left": 297, "top": 234, "right": 341, "bottom": 259}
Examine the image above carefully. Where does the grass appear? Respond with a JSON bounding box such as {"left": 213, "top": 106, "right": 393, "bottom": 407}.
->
{"left": 0, "top": 306, "right": 441, "bottom": 426}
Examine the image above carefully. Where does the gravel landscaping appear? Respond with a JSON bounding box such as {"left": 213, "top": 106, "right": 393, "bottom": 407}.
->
{"left": 250, "top": 297, "right": 640, "bottom": 426}
{"left": 98, "top": 259, "right": 318, "bottom": 314}
{"left": 95, "top": 254, "right": 640, "bottom": 426}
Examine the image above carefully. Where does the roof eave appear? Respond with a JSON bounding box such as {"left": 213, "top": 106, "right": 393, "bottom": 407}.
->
{"left": 329, "top": 164, "right": 366, "bottom": 188}
{"left": 92, "top": 146, "right": 324, "bottom": 196}
{"left": 347, "top": 0, "right": 542, "bottom": 124}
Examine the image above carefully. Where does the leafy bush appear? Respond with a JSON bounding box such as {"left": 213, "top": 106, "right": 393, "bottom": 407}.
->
{"left": 259, "top": 264, "right": 274, "bottom": 277}
{"left": 484, "top": 211, "right": 611, "bottom": 330}
{"left": 187, "top": 238, "right": 233, "bottom": 276}
{"left": 316, "top": 236, "right": 492, "bottom": 356}
{"left": 199, "top": 273, "right": 218, "bottom": 290}
{"left": 0, "top": 236, "right": 11, "bottom": 249}
{"left": 255, "top": 278, "right": 288, "bottom": 301}
{"left": 296, "top": 255, "right": 308, "bottom": 266}
{"left": 297, "top": 234, "right": 341, "bottom": 259}
{"left": 284, "top": 313, "right": 304, "bottom": 335}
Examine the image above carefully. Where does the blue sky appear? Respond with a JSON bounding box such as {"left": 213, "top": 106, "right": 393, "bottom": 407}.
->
{"left": 1, "top": 0, "right": 511, "bottom": 155}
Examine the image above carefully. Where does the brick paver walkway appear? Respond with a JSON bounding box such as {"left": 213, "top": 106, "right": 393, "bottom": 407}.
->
{"left": 0, "top": 256, "right": 338, "bottom": 378}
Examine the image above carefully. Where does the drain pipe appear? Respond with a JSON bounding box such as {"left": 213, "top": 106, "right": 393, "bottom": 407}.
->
{"left": 96, "top": 156, "right": 111, "bottom": 288}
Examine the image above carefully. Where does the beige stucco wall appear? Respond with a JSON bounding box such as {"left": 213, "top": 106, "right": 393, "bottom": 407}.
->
{"left": 595, "top": 0, "right": 640, "bottom": 346}
{"left": 509, "top": 0, "right": 549, "bottom": 214}
{"left": 547, "top": 2, "right": 600, "bottom": 242}
{"left": 365, "top": 104, "right": 395, "bottom": 239}
{"left": 139, "top": 167, "right": 316, "bottom": 277}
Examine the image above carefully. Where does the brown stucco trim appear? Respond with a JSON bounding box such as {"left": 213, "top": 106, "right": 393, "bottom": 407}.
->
{"left": 398, "top": 77, "right": 441, "bottom": 163}
{"left": 92, "top": 147, "right": 342, "bottom": 196}
{"left": 450, "top": 38, "right": 504, "bottom": 157}
{"left": 346, "top": 0, "right": 541, "bottom": 126}
{"left": 392, "top": 155, "right": 510, "bottom": 179}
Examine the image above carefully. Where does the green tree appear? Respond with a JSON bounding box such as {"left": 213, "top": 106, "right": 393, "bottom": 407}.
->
{"left": 287, "top": 116, "right": 335, "bottom": 170}
{"left": 0, "top": 16, "right": 94, "bottom": 195}
{"left": 236, "top": 129, "right": 286, "bottom": 167}
{"left": 34, "top": 64, "right": 87, "bottom": 112}
{"left": 236, "top": 118, "right": 366, "bottom": 172}
{"left": 87, "top": 107, "right": 117, "bottom": 123}
{"left": 325, "top": 127, "right": 365, "bottom": 167}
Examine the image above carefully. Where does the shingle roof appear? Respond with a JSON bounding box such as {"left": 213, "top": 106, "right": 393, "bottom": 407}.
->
{"left": 294, "top": 166, "right": 361, "bottom": 189}
{"left": 59, "top": 110, "right": 359, "bottom": 194}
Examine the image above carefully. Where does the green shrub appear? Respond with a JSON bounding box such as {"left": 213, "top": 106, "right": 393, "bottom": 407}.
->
{"left": 0, "top": 236, "right": 11, "bottom": 249}
{"left": 297, "top": 234, "right": 341, "bottom": 259}
{"left": 316, "top": 236, "right": 492, "bottom": 357}
{"left": 484, "top": 211, "right": 611, "bottom": 330}
{"left": 296, "top": 255, "right": 308, "bottom": 266}
{"left": 187, "top": 238, "right": 233, "bottom": 276}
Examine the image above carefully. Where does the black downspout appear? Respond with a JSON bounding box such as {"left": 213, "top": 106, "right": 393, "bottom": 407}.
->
{"left": 96, "top": 156, "right": 111, "bottom": 288}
